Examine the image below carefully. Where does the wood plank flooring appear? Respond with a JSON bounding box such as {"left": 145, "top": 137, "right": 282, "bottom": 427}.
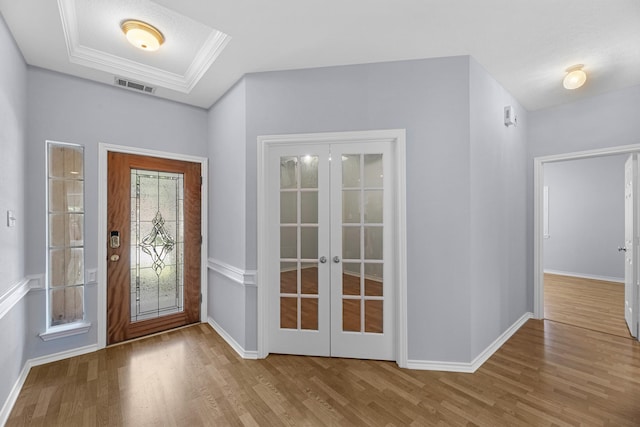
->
{"left": 7, "top": 319, "right": 640, "bottom": 426}
{"left": 544, "top": 273, "right": 632, "bottom": 338}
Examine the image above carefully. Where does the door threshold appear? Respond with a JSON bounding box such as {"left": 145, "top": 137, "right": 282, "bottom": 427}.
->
{"left": 106, "top": 322, "right": 203, "bottom": 348}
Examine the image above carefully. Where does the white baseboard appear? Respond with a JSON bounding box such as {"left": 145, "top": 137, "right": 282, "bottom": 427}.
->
{"left": 544, "top": 269, "right": 623, "bottom": 284}
{"left": 27, "top": 344, "right": 99, "bottom": 368}
{"left": 406, "top": 312, "right": 533, "bottom": 373}
{"left": 0, "top": 361, "right": 30, "bottom": 427}
{"left": 0, "top": 343, "right": 98, "bottom": 425}
{"left": 207, "top": 317, "right": 258, "bottom": 360}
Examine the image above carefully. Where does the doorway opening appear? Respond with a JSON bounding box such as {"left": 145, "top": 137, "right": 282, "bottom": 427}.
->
{"left": 534, "top": 144, "right": 640, "bottom": 341}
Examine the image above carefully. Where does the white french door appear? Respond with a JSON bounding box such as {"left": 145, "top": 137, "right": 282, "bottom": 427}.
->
{"left": 267, "top": 141, "right": 395, "bottom": 360}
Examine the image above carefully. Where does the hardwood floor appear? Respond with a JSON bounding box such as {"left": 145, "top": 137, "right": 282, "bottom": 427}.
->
{"left": 7, "top": 320, "right": 640, "bottom": 426}
{"left": 544, "top": 273, "right": 632, "bottom": 338}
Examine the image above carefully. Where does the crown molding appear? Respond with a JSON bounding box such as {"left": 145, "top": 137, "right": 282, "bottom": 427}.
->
{"left": 57, "top": 0, "right": 230, "bottom": 93}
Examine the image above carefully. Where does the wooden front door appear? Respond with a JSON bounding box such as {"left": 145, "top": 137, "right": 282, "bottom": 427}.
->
{"left": 107, "top": 152, "right": 201, "bottom": 345}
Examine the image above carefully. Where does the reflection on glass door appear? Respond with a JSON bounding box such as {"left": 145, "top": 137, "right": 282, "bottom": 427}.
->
{"left": 279, "top": 155, "right": 320, "bottom": 331}
{"left": 330, "top": 142, "right": 394, "bottom": 360}
{"left": 340, "top": 154, "right": 384, "bottom": 334}
{"left": 268, "top": 140, "right": 394, "bottom": 360}
{"left": 130, "top": 169, "right": 184, "bottom": 322}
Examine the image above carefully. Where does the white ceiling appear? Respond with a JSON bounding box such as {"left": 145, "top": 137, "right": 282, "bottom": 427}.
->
{"left": 1, "top": 0, "right": 638, "bottom": 111}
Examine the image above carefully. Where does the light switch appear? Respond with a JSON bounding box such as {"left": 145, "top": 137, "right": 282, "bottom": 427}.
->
{"left": 7, "top": 210, "right": 16, "bottom": 227}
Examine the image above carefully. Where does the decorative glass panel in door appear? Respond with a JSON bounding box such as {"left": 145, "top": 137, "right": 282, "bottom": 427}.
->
{"left": 130, "top": 170, "right": 184, "bottom": 322}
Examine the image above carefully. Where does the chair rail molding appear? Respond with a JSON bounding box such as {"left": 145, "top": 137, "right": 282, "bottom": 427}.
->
{"left": 207, "top": 258, "right": 257, "bottom": 287}
{"left": 0, "top": 275, "right": 44, "bottom": 320}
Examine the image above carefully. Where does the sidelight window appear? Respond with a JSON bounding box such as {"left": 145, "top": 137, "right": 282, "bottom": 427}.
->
{"left": 46, "top": 141, "right": 85, "bottom": 327}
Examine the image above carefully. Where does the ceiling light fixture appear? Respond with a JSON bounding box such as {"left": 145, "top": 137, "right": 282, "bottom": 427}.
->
{"left": 563, "top": 64, "right": 587, "bottom": 90}
{"left": 121, "top": 20, "right": 164, "bottom": 52}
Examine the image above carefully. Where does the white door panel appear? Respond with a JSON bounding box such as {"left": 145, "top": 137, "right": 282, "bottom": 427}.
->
{"left": 330, "top": 142, "right": 394, "bottom": 360}
{"left": 624, "top": 154, "right": 638, "bottom": 338}
{"left": 268, "top": 145, "right": 331, "bottom": 356}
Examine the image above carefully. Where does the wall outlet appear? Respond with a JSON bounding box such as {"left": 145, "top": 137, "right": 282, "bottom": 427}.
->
{"left": 86, "top": 269, "right": 97, "bottom": 284}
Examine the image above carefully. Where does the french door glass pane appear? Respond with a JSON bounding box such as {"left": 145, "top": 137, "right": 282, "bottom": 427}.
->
{"left": 342, "top": 155, "right": 360, "bottom": 187}
{"left": 279, "top": 155, "right": 320, "bottom": 331}
{"left": 364, "top": 300, "right": 383, "bottom": 332}
{"left": 300, "top": 191, "right": 318, "bottom": 223}
{"left": 301, "top": 298, "right": 319, "bottom": 330}
{"left": 301, "top": 227, "right": 318, "bottom": 259}
{"left": 342, "top": 263, "right": 360, "bottom": 295}
{"left": 341, "top": 152, "right": 384, "bottom": 334}
{"left": 301, "top": 262, "right": 319, "bottom": 294}
{"left": 343, "top": 226, "right": 361, "bottom": 259}
{"left": 280, "top": 297, "right": 297, "bottom": 329}
{"left": 364, "top": 226, "right": 383, "bottom": 260}
{"left": 280, "top": 227, "right": 297, "bottom": 258}
{"left": 342, "top": 190, "right": 361, "bottom": 223}
{"left": 364, "top": 264, "right": 383, "bottom": 296}
{"left": 364, "top": 190, "right": 383, "bottom": 223}
{"left": 130, "top": 169, "right": 184, "bottom": 322}
{"left": 280, "top": 262, "right": 297, "bottom": 294}
{"left": 342, "top": 299, "right": 361, "bottom": 332}
{"left": 300, "top": 155, "right": 319, "bottom": 188}
{"left": 363, "top": 154, "right": 383, "bottom": 187}
{"left": 280, "top": 192, "right": 297, "bottom": 223}
{"left": 280, "top": 157, "right": 298, "bottom": 189}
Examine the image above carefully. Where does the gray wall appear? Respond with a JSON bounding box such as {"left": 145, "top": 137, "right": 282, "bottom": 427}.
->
{"left": 244, "top": 56, "right": 473, "bottom": 361}
{"left": 543, "top": 155, "right": 625, "bottom": 281}
{"left": 0, "top": 12, "right": 28, "bottom": 416}
{"left": 207, "top": 79, "right": 252, "bottom": 349}
{"left": 0, "top": 14, "right": 26, "bottom": 296}
{"left": 24, "top": 67, "right": 208, "bottom": 358}
{"left": 469, "top": 59, "right": 528, "bottom": 358}
{"left": 206, "top": 55, "right": 530, "bottom": 362}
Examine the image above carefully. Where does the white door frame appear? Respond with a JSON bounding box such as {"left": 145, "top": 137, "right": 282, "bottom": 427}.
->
{"left": 97, "top": 143, "right": 208, "bottom": 349}
{"left": 257, "top": 129, "right": 408, "bottom": 367}
{"left": 534, "top": 143, "right": 640, "bottom": 341}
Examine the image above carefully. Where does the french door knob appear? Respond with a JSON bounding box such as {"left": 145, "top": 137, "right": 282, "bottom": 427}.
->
{"left": 333, "top": 256, "right": 341, "bottom": 263}
{"left": 319, "top": 256, "right": 327, "bottom": 263}
{"left": 618, "top": 246, "right": 627, "bottom": 252}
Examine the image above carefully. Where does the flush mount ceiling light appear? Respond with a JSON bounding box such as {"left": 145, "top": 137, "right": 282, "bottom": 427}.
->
{"left": 121, "top": 20, "right": 164, "bottom": 51}
{"left": 563, "top": 64, "right": 587, "bottom": 90}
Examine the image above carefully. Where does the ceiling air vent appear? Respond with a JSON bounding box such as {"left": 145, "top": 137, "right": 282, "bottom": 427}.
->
{"left": 114, "top": 77, "right": 156, "bottom": 94}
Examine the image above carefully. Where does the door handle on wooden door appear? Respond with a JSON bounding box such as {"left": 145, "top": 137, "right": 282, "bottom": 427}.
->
{"left": 619, "top": 246, "right": 627, "bottom": 252}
